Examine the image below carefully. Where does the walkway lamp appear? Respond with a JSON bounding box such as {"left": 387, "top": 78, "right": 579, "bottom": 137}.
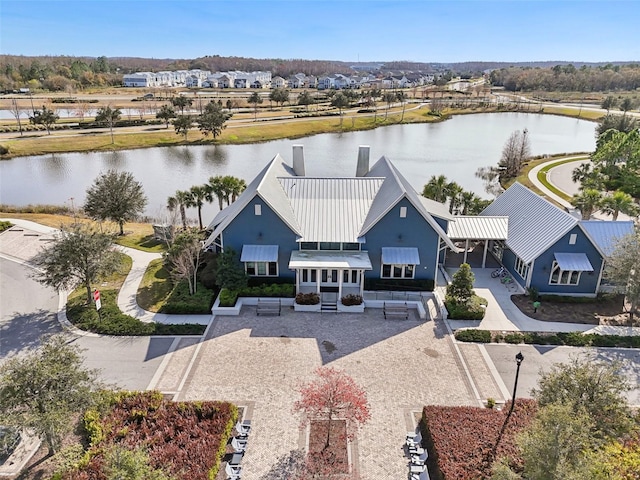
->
{"left": 509, "top": 351, "right": 524, "bottom": 416}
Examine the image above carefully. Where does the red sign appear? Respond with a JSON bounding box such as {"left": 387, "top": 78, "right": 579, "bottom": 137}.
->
{"left": 93, "top": 290, "right": 100, "bottom": 302}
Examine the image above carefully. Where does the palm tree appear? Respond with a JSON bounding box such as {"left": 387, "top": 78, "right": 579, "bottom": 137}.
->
{"left": 460, "top": 191, "right": 478, "bottom": 215}
{"left": 600, "top": 191, "right": 639, "bottom": 220}
{"left": 571, "top": 162, "right": 593, "bottom": 186}
{"left": 167, "top": 190, "right": 191, "bottom": 230}
{"left": 446, "top": 182, "right": 464, "bottom": 214}
{"left": 422, "top": 175, "right": 449, "bottom": 203}
{"left": 227, "top": 176, "right": 247, "bottom": 202}
{"left": 189, "top": 185, "right": 209, "bottom": 229}
{"left": 207, "top": 176, "right": 226, "bottom": 211}
{"left": 571, "top": 189, "right": 603, "bottom": 220}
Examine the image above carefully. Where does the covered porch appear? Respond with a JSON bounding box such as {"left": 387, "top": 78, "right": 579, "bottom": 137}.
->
{"left": 289, "top": 250, "right": 373, "bottom": 301}
{"left": 444, "top": 215, "right": 508, "bottom": 269}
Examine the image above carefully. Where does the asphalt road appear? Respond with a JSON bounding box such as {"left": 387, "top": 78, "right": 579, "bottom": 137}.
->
{"left": 485, "top": 343, "right": 640, "bottom": 406}
{"left": 0, "top": 257, "right": 173, "bottom": 390}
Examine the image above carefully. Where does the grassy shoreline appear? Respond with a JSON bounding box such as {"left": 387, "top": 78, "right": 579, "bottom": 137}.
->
{"left": 0, "top": 104, "right": 602, "bottom": 159}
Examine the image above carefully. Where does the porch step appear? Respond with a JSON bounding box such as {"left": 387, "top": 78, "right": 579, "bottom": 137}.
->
{"left": 321, "top": 302, "right": 337, "bottom": 311}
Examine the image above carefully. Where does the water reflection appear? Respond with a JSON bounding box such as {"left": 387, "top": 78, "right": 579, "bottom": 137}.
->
{"left": 0, "top": 113, "right": 596, "bottom": 220}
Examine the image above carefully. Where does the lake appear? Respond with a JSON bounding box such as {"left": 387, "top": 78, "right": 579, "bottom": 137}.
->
{"left": 0, "top": 113, "right": 596, "bottom": 222}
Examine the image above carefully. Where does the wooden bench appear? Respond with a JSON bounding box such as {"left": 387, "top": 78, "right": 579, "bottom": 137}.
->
{"left": 257, "top": 298, "right": 281, "bottom": 316}
{"left": 383, "top": 301, "right": 409, "bottom": 320}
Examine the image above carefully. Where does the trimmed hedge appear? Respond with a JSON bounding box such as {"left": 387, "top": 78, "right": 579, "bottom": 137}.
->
{"left": 364, "top": 278, "right": 435, "bottom": 292}
{"left": 454, "top": 329, "right": 640, "bottom": 348}
{"left": 67, "top": 290, "right": 205, "bottom": 336}
{"left": 445, "top": 294, "right": 487, "bottom": 320}
{"left": 217, "top": 283, "right": 295, "bottom": 307}
{"left": 77, "top": 391, "right": 238, "bottom": 480}
{"left": 421, "top": 400, "right": 537, "bottom": 479}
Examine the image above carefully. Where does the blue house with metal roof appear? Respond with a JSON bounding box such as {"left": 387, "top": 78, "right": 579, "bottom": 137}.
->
{"left": 480, "top": 182, "right": 635, "bottom": 296}
{"left": 204, "top": 146, "right": 460, "bottom": 303}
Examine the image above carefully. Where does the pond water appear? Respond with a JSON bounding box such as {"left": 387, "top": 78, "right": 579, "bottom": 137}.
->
{"left": 0, "top": 113, "right": 596, "bottom": 222}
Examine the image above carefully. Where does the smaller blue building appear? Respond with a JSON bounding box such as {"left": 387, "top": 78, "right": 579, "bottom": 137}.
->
{"left": 480, "top": 183, "right": 635, "bottom": 296}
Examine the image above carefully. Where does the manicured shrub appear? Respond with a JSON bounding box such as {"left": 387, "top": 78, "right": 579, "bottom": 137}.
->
{"left": 295, "top": 292, "right": 320, "bottom": 305}
{"left": 341, "top": 294, "right": 363, "bottom": 306}
{"left": 0, "top": 145, "right": 9, "bottom": 155}
{"left": 364, "top": 278, "right": 434, "bottom": 291}
{"left": 160, "top": 280, "right": 214, "bottom": 314}
{"left": 454, "top": 329, "right": 491, "bottom": 343}
{"left": 0, "top": 221, "right": 12, "bottom": 233}
{"left": 445, "top": 294, "right": 487, "bottom": 320}
{"left": 504, "top": 332, "right": 525, "bottom": 344}
{"left": 74, "top": 391, "right": 238, "bottom": 480}
{"left": 218, "top": 288, "right": 238, "bottom": 307}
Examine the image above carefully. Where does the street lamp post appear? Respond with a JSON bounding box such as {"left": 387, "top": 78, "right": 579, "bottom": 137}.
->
{"left": 492, "top": 351, "right": 524, "bottom": 459}
{"left": 509, "top": 351, "right": 524, "bottom": 416}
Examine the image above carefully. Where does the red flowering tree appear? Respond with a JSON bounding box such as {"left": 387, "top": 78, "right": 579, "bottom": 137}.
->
{"left": 293, "top": 367, "right": 371, "bottom": 451}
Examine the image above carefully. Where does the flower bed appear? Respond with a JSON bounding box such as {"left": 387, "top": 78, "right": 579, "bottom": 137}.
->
{"left": 454, "top": 329, "right": 640, "bottom": 348}
{"left": 71, "top": 391, "right": 237, "bottom": 480}
{"left": 307, "top": 419, "right": 349, "bottom": 475}
{"left": 421, "top": 399, "right": 537, "bottom": 479}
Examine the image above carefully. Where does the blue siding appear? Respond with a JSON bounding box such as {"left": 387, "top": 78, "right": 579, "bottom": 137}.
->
{"left": 363, "top": 198, "right": 440, "bottom": 281}
{"left": 222, "top": 195, "right": 299, "bottom": 278}
{"left": 530, "top": 225, "right": 603, "bottom": 295}
{"left": 501, "top": 248, "right": 528, "bottom": 289}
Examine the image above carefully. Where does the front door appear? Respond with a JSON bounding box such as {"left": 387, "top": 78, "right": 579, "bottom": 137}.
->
{"left": 321, "top": 269, "right": 339, "bottom": 287}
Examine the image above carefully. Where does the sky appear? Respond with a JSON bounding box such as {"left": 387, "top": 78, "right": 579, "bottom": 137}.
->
{"left": 1, "top": 0, "right": 639, "bottom": 63}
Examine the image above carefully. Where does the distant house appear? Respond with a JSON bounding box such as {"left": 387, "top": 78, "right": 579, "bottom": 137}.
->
{"left": 204, "top": 146, "right": 459, "bottom": 303}
{"left": 480, "top": 183, "right": 635, "bottom": 296}
{"left": 271, "top": 76, "right": 287, "bottom": 88}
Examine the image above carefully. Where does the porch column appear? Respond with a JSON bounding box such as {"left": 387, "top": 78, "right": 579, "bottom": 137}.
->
{"left": 295, "top": 269, "right": 300, "bottom": 294}
{"left": 359, "top": 270, "right": 365, "bottom": 297}
{"left": 316, "top": 268, "right": 321, "bottom": 294}
{"left": 338, "top": 270, "right": 343, "bottom": 300}
{"left": 482, "top": 240, "right": 488, "bottom": 268}
{"left": 463, "top": 239, "right": 469, "bottom": 264}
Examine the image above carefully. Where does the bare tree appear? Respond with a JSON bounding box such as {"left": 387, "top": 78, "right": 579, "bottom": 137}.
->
{"left": 499, "top": 129, "right": 530, "bottom": 178}
{"left": 9, "top": 99, "right": 24, "bottom": 136}
{"left": 164, "top": 230, "right": 204, "bottom": 295}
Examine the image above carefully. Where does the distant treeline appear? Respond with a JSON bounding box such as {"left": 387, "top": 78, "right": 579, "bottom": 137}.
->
{"left": 490, "top": 63, "right": 640, "bottom": 92}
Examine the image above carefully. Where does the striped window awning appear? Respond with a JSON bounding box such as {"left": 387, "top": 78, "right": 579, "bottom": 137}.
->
{"left": 240, "top": 245, "right": 278, "bottom": 262}
{"left": 381, "top": 247, "right": 420, "bottom": 265}
{"left": 554, "top": 253, "right": 594, "bottom": 272}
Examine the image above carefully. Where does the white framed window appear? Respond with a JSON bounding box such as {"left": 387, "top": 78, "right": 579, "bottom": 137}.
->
{"left": 514, "top": 256, "right": 529, "bottom": 280}
{"left": 549, "top": 261, "right": 581, "bottom": 285}
{"left": 254, "top": 204, "right": 261, "bottom": 215}
{"left": 400, "top": 206, "right": 407, "bottom": 218}
{"left": 245, "top": 261, "right": 277, "bottom": 276}
{"left": 342, "top": 269, "right": 360, "bottom": 284}
{"left": 301, "top": 269, "right": 317, "bottom": 283}
{"left": 381, "top": 263, "right": 415, "bottom": 279}
{"left": 569, "top": 234, "right": 577, "bottom": 245}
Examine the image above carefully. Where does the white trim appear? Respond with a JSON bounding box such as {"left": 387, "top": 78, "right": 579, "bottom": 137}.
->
{"left": 548, "top": 260, "right": 582, "bottom": 285}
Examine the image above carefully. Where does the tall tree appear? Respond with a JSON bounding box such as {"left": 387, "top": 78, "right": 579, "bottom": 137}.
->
{"left": 0, "top": 335, "right": 101, "bottom": 455}
{"left": 446, "top": 181, "right": 464, "bottom": 214}
{"left": 571, "top": 188, "right": 603, "bottom": 220}
{"left": 247, "top": 91, "right": 262, "bottom": 120}
{"left": 84, "top": 170, "right": 148, "bottom": 235}
{"left": 167, "top": 189, "right": 192, "bottom": 230}
{"left": 297, "top": 91, "right": 313, "bottom": 112}
{"left": 619, "top": 97, "right": 635, "bottom": 116}
{"left": 9, "top": 99, "right": 24, "bottom": 136}
{"left": 446, "top": 263, "right": 475, "bottom": 304}
{"left": 164, "top": 229, "right": 204, "bottom": 295}
{"left": 188, "top": 184, "right": 209, "bottom": 230}
{"left": 198, "top": 101, "right": 230, "bottom": 139}
{"left": 29, "top": 104, "right": 59, "bottom": 135}
{"left": 95, "top": 106, "right": 121, "bottom": 144}
{"left": 422, "top": 174, "right": 449, "bottom": 203}
{"left": 171, "top": 95, "right": 193, "bottom": 115}
{"left": 396, "top": 90, "right": 407, "bottom": 121}
{"left": 601, "top": 95, "right": 617, "bottom": 114}
{"left": 600, "top": 190, "right": 639, "bottom": 220}
{"left": 499, "top": 129, "right": 530, "bottom": 178}
{"left": 293, "top": 367, "right": 370, "bottom": 451}
{"left": 606, "top": 230, "right": 640, "bottom": 324}
{"left": 330, "top": 92, "right": 350, "bottom": 126}
{"left": 532, "top": 355, "right": 634, "bottom": 440}
{"left": 156, "top": 104, "right": 176, "bottom": 129}
{"left": 34, "top": 224, "right": 120, "bottom": 304}
{"left": 173, "top": 115, "right": 193, "bottom": 140}
{"left": 382, "top": 92, "right": 396, "bottom": 119}
{"left": 207, "top": 175, "right": 226, "bottom": 210}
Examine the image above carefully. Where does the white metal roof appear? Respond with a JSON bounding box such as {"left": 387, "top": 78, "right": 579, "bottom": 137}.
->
{"left": 580, "top": 220, "right": 635, "bottom": 256}
{"left": 447, "top": 216, "right": 509, "bottom": 240}
{"left": 481, "top": 183, "right": 578, "bottom": 264}
{"left": 288, "top": 250, "right": 373, "bottom": 269}
{"left": 240, "top": 245, "right": 278, "bottom": 262}
{"left": 554, "top": 252, "right": 594, "bottom": 271}
{"left": 278, "top": 177, "right": 384, "bottom": 242}
{"left": 381, "top": 247, "right": 420, "bottom": 264}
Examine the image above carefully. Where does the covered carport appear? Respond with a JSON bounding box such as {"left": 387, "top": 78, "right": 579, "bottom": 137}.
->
{"left": 445, "top": 216, "right": 509, "bottom": 268}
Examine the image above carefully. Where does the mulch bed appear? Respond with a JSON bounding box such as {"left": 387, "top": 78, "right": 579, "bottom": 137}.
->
{"left": 510, "top": 294, "right": 631, "bottom": 325}
{"left": 308, "top": 420, "right": 349, "bottom": 474}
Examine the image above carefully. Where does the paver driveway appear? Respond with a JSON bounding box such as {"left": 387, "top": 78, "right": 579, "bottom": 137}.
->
{"left": 173, "top": 307, "right": 479, "bottom": 480}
